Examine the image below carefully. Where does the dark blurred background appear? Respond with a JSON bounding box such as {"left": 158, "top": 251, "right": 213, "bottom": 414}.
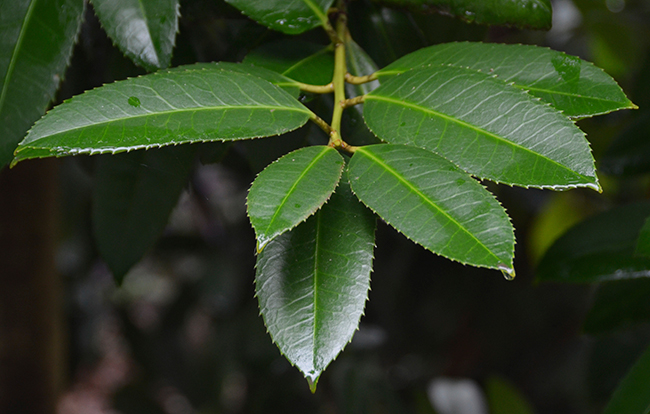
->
{"left": 2, "top": 0, "right": 650, "bottom": 413}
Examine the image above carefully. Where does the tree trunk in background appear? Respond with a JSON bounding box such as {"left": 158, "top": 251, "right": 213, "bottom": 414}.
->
{"left": 0, "top": 159, "right": 63, "bottom": 414}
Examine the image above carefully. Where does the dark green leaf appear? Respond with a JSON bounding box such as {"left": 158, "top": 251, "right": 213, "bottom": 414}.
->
{"left": 90, "top": 0, "right": 179, "bottom": 71}
{"left": 584, "top": 278, "right": 650, "bottom": 334}
{"left": 603, "top": 344, "right": 650, "bottom": 414}
{"left": 486, "top": 376, "right": 536, "bottom": 414}
{"left": 537, "top": 202, "right": 650, "bottom": 284}
{"left": 93, "top": 145, "right": 195, "bottom": 282}
{"left": 348, "top": 144, "right": 514, "bottom": 274}
{"left": 13, "top": 67, "right": 312, "bottom": 163}
{"left": 255, "top": 178, "right": 376, "bottom": 385}
{"left": 342, "top": 39, "right": 381, "bottom": 146}
{"left": 636, "top": 216, "right": 650, "bottom": 258}
{"left": 377, "top": 42, "right": 636, "bottom": 119}
{"left": 248, "top": 145, "right": 344, "bottom": 250}
{"left": 243, "top": 40, "right": 334, "bottom": 86}
{"left": 224, "top": 0, "right": 335, "bottom": 34}
{"left": 166, "top": 62, "right": 302, "bottom": 98}
{"left": 600, "top": 114, "right": 650, "bottom": 176}
{"left": 364, "top": 65, "right": 599, "bottom": 189}
{"left": 371, "top": 0, "right": 552, "bottom": 30}
{"left": 0, "top": 0, "right": 84, "bottom": 167}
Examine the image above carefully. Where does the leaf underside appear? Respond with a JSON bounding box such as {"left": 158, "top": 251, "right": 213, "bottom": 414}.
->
{"left": 537, "top": 202, "right": 650, "bottom": 284}
{"left": 93, "top": 145, "right": 196, "bottom": 282}
{"left": 13, "top": 66, "right": 311, "bottom": 164}
{"left": 243, "top": 40, "right": 334, "bottom": 86}
{"left": 247, "top": 145, "right": 345, "bottom": 250}
{"left": 0, "top": 0, "right": 84, "bottom": 167}
{"left": 371, "top": 0, "right": 552, "bottom": 30}
{"left": 602, "top": 344, "right": 650, "bottom": 414}
{"left": 349, "top": 144, "right": 514, "bottom": 273}
{"left": 90, "top": 0, "right": 179, "bottom": 71}
{"left": 364, "top": 65, "right": 599, "bottom": 189}
{"left": 377, "top": 42, "right": 636, "bottom": 119}
{"left": 255, "top": 178, "right": 376, "bottom": 384}
{"left": 225, "top": 0, "right": 335, "bottom": 34}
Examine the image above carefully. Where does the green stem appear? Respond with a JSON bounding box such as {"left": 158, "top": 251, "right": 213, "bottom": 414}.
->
{"left": 329, "top": 10, "right": 347, "bottom": 148}
{"left": 345, "top": 72, "right": 378, "bottom": 85}
{"left": 297, "top": 82, "right": 335, "bottom": 94}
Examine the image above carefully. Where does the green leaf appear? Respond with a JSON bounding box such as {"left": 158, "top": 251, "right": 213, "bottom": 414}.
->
{"left": 584, "top": 278, "right": 650, "bottom": 334}
{"left": 377, "top": 42, "right": 636, "bottom": 119}
{"left": 255, "top": 177, "right": 376, "bottom": 385}
{"left": 348, "top": 144, "right": 514, "bottom": 274}
{"left": 485, "top": 376, "right": 536, "bottom": 414}
{"left": 636, "top": 215, "right": 650, "bottom": 258}
{"left": 363, "top": 65, "right": 599, "bottom": 190}
{"left": 243, "top": 40, "right": 334, "bottom": 86}
{"left": 224, "top": 0, "right": 335, "bottom": 34}
{"left": 13, "top": 66, "right": 312, "bottom": 164}
{"left": 161, "top": 62, "right": 303, "bottom": 98}
{"left": 602, "top": 344, "right": 650, "bottom": 414}
{"left": 247, "top": 145, "right": 345, "bottom": 250}
{"left": 0, "top": 0, "right": 84, "bottom": 167}
{"left": 93, "top": 145, "right": 195, "bottom": 282}
{"left": 371, "top": 0, "right": 552, "bottom": 30}
{"left": 90, "top": 0, "right": 179, "bottom": 71}
{"left": 537, "top": 202, "right": 650, "bottom": 284}
{"left": 600, "top": 114, "right": 650, "bottom": 176}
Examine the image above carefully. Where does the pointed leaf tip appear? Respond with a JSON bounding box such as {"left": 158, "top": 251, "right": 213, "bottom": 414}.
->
{"left": 307, "top": 375, "right": 319, "bottom": 393}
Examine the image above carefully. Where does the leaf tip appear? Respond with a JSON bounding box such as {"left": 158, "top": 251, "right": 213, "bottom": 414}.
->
{"left": 498, "top": 263, "right": 516, "bottom": 281}
{"left": 306, "top": 374, "right": 320, "bottom": 393}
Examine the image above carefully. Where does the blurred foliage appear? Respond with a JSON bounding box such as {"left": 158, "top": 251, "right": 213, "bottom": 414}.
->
{"left": 46, "top": 0, "right": 650, "bottom": 413}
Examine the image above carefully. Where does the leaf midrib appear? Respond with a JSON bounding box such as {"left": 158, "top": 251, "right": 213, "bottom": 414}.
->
{"left": 377, "top": 69, "right": 629, "bottom": 106}
{"left": 301, "top": 0, "right": 329, "bottom": 26}
{"left": 0, "top": 0, "right": 39, "bottom": 115}
{"left": 262, "top": 147, "right": 333, "bottom": 237}
{"left": 365, "top": 93, "right": 591, "bottom": 182}
{"left": 311, "top": 208, "right": 323, "bottom": 372}
{"left": 23, "top": 103, "right": 312, "bottom": 144}
{"left": 356, "top": 146, "right": 502, "bottom": 264}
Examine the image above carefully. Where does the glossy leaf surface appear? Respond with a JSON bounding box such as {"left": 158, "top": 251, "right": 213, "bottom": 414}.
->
{"left": 584, "top": 278, "right": 650, "bottom": 334}
{"left": 244, "top": 40, "right": 334, "bottom": 86}
{"left": 378, "top": 42, "right": 636, "bottom": 119}
{"left": 247, "top": 145, "right": 345, "bottom": 250}
{"left": 91, "top": 0, "right": 179, "bottom": 71}
{"left": 372, "top": 0, "right": 552, "bottom": 30}
{"left": 603, "top": 344, "right": 650, "bottom": 414}
{"left": 14, "top": 67, "right": 311, "bottom": 163}
{"left": 0, "top": 0, "right": 84, "bottom": 167}
{"left": 255, "top": 178, "right": 376, "bottom": 385}
{"left": 364, "top": 65, "right": 599, "bottom": 189}
{"left": 537, "top": 202, "right": 650, "bottom": 283}
{"left": 93, "top": 145, "right": 195, "bottom": 282}
{"left": 224, "top": 0, "right": 334, "bottom": 34}
{"left": 348, "top": 144, "right": 514, "bottom": 273}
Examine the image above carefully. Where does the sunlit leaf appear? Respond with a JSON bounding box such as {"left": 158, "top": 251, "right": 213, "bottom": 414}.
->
{"left": 377, "top": 42, "right": 636, "bottom": 119}
{"left": 371, "top": 0, "right": 552, "bottom": 30}
{"left": 247, "top": 145, "right": 345, "bottom": 250}
{"left": 13, "top": 66, "right": 312, "bottom": 164}
{"left": 537, "top": 202, "right": 650, "bottom": 284}
{"left": 225, "top": 0, "right": 335, "bottom": 34}
{"left": 256, "top": 177, "right": 376, "bottom": 387}
{"left": 93, "top": 145, "right": 195, "bottom": 282}
{"left": 0, "top": 0, "right": 84, "bottom": 167}
{"left": 364, "top": 65, "right": 599, "bottom": 189}
{"left": 90, "top": 0, "right": 179, "bottom": 71}
{"left": 602, "top": 344, "right": 650, "bottom": 414}
{"left": 348, "top": 144, "right": 514, "bottom": 274}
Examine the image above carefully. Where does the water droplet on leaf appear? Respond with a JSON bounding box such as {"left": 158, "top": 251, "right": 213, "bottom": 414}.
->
{"left": 498, "top": 263, "right": 516, "bottom": 281}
